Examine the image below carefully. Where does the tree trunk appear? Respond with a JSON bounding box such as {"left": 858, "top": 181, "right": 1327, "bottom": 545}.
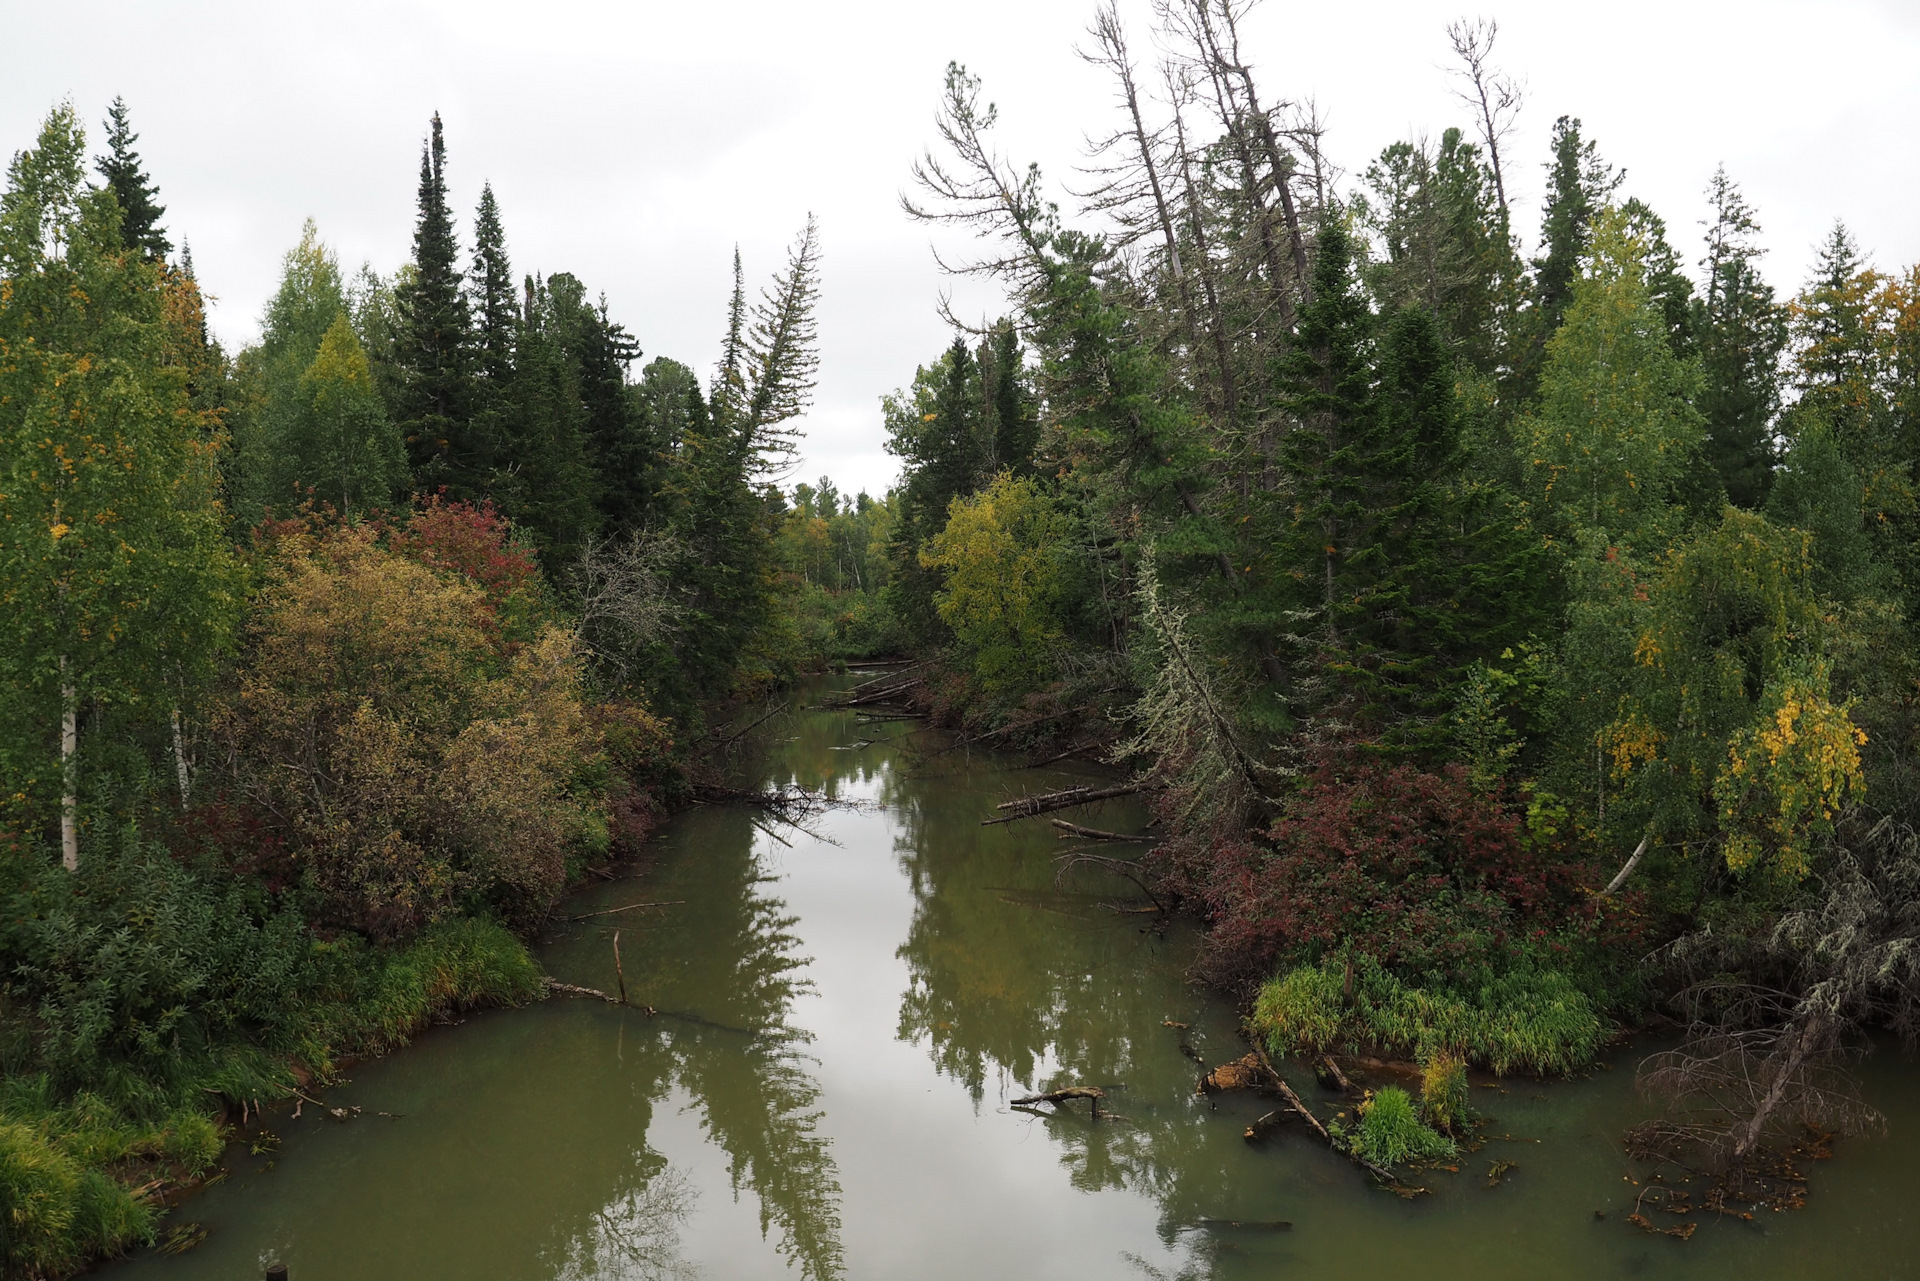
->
{"left": 171, "top": 706, "right": 192, "bottom": 809}
{"left": 61, "top": 658, "right": 78, "bottom": 871}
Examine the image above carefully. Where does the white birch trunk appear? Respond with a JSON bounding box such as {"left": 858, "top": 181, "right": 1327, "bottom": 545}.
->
{"left": 60, "top": 656, "right": 78, "bottom": 871}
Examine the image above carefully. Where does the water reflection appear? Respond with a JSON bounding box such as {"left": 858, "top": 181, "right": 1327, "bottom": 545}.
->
{"left": 550, "top": 799, "right": 845, "bottom": 1281}
{"left": 883, "top": 738, "right": 1254, "bottom": 1251}
{"left": 556, "top": 1163, "right": 697, "bottom": 1281}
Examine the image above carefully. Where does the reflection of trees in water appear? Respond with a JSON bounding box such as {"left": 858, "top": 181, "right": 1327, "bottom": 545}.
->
{"left": 538, "top": 794, "right": 845, "bottom": 1281}
{"left": 647, "top": 805, "right": 845, "bottom": 1281}
{"left": 558, "top": 1162, "right": 699, "bottom": 1281}
{"left": 888, "top": 766, "right": 1250, "bottom": 1250}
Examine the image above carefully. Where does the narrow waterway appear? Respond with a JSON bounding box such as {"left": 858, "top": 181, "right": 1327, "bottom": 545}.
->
{"left": 107, "top": 674, "right": 1918, "bottom": 1280}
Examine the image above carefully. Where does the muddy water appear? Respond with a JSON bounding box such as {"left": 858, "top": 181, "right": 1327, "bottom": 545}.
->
{"left": 107, "top": 675, "right": 1919, "bottom": 1279}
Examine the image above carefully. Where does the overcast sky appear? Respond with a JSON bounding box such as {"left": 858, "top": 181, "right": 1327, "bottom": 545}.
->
{"left": 5, "top": 0, "right": 1916, "bottom": 497}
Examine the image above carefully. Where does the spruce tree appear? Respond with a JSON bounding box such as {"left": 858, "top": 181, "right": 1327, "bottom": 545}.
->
{"left": 1514, "top": 117, "right": 1622, "bottom": 402}
{"left": 395, "top": 112, "right": 474, "bottom": 489}
{"left": 470, "top": 183, "right": 515, "bottom": 386}
{"left": 1694, "top": 168, "right": 1787, "bottom": 508}
{"left": 494, "top": 273, "right": 598, "bottom": 562}
{"left": 986, "top": 320, "right": 1037, "bottom": 474}
{"left": 93, "top": 97, "right": 170, "bottom": 260}
{"left": 1269, "top": 225, "right": 1536, "bottom": 734}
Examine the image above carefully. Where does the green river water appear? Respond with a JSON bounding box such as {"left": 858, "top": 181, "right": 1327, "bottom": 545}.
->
{"left": 106, "top": 675, "right": 1917, "bottom": 1279}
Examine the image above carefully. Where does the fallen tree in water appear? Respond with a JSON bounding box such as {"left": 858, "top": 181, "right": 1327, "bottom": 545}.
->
{"left": 982, "top": 781, "right": 1157, "bottom": 825}
{"left": 1631, "top": 809, "right": 1920, "bottom": 1178}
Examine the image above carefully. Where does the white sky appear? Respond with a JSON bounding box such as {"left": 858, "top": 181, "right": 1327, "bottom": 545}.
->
{"left": 4, "top": 0, "right": 1917, "bottom": 498}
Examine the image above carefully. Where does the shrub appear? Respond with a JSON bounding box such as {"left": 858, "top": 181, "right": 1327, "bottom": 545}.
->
{"left": 219, "top": 523, "right": 604, "bottom": 935}
{"left": 1352, "top": 1087, "right": 1455, "bottom": 1167}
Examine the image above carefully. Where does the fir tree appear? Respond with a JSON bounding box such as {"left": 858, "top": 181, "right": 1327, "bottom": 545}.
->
{"left": 395, "top": 112, "right": 474, "bottom": 489}
{"left": 93, "top": 97, "right": 169, "bottom": 260}
{"left": 1694, "top": 167, "right": 1787, "bottom": 508}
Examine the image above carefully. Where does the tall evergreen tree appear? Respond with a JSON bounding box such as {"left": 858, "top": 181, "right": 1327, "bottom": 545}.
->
{"left": 1268, "top": 225, "right": 1539, "bottom": 734}
{"left": 1513, "top": 117, "right": 1621, "bottom": 401}
{"left": 395, "top": 112, "right": 475, "bottom": 489}
{"left": 493, "top": 273, "right": 599, "bottom": 563}
{"left": 985, "top": 320, "right": 1037, "bottom": 474}
{"left": 470, "top": 183, "right": 515, "bottom": 387}
{"left": 93, "top": 97, "right": 169, "bottom": 260}
{"left": 1694, "top": 167, "right": 1787, "bottom": 508}
{"left": 231, "top": 222, "right": 406, "bottom": 518}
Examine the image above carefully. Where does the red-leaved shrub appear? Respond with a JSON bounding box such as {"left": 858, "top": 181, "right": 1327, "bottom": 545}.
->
{"left": 1167, "top": 761, "right": 1628, "bottom": 995}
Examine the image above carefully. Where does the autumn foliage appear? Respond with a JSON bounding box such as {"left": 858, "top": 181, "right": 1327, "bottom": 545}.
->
{"left": 1172, "top": 759, "right": 1632, "bottom": 996}
{"left": 217, "top": 510, "right": 605, "bottom": 937}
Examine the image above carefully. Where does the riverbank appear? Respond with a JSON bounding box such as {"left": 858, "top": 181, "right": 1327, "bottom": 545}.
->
{"left": 91, "top": 680, "right": 1919, "bottom": 1279}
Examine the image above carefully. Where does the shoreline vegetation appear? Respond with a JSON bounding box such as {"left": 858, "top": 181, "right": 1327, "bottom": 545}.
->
{"left": 3, "top": 4, "right": 1919, "bottom": 1274}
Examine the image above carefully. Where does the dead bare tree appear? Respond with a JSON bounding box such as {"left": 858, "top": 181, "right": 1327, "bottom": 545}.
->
{"left": 1444, "top": 16, "right": 1523, "bottom": 221}
{"left": 571, "top": 531, "right": 686, "bottom": 682}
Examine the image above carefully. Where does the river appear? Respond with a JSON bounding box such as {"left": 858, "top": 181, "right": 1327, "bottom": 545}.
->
{"left": 106, "top": 674, "right": 1918, "bottom": 1279}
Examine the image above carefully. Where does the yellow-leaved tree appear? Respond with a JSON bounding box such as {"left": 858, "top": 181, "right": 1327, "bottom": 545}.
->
{"left": 920, "top": 473, "right": 1075, "bottom": 699}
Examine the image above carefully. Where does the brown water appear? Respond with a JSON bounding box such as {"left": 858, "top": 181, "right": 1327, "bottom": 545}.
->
{"left": 106, "top": 675, "right": 1919, "bottom": 1280}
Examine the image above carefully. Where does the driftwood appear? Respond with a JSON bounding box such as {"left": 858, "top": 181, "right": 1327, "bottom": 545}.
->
{"left": 1011, "top": 1085, "right": 1106, "bottom": 1119}
{"left": 1247, "top": 1043, "right": 1334, "bottom": 1147}
{"left": 825, "top": 667, "right": 924, "bottom": 708}
{"left": 1050, "top": 819, "right": 1150, "bottom": 842}
{"left": 542, "top": 976, "right": 656, "bottom": 1016}
{"left": 983, "top": 782, "right": 1155, "bottom": 825}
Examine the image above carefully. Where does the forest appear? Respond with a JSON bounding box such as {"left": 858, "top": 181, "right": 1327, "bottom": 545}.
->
{"left": 1, "top": 2, "right": 1917, "bottom": 1275}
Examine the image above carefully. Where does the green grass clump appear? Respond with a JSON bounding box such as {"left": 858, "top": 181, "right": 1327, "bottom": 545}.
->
{"left": 1252, "top": 955, "right": 1607, "bottom": 1076}
{"left": 1419, "top": 1052, "right": 1470, "bottom": 1133}
{"left": 337, "top": 918, "right": 546, "bottom": 1054}
{"left": 1353, "top": 1087, "right": 1455, "bottom": 1167}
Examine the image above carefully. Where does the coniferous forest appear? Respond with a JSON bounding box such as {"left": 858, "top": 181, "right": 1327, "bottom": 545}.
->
{"left": 3, "top": 5, "right": 1920, "bottom": 1275}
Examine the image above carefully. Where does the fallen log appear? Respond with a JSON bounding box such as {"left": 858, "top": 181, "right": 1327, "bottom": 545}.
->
{"left": 1315, "top": 1054, "right": 1358, "bottom": 1094}
{"left": 1011, "top": 1085, "right": 1107, "bottom": 1118}
{"left": 983, "top": 782, "right": 1155, "bottom": 825}
{"left": 541, "top": 977, "right": 656, "bottom": 1016}
{"left": 1050, "top": 819, "right": 1151, "bottom": 842}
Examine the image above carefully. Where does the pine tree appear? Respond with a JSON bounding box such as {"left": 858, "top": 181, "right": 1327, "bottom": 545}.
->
{"left": 1514, "top": 117, "right": 1622, "bottom": 401}
{"left": 1694, "top": 168, "right": 1787, "bottom": 508}
{"left": 1619, "top": 197, "right": 1695, "bottom": 360}
{"left": 1269, "top": 226, "right": 1540, "bottom": 735}
{"left": 93, "top": 97, "right": 170, "bottom": 260}
{"left": 395, "top": 112, "right": 474, "bottom": 489}
{"left": 1766, "top": 422, "right": 1873, "bottom": 597}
